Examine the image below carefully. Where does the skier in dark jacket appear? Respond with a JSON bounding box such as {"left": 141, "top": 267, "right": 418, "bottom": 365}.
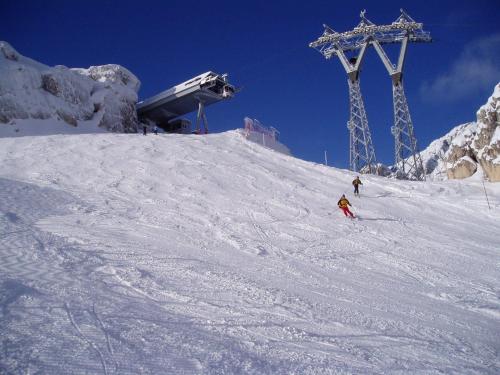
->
{"left": 352, "top": 176, "right": 362, "bottom": 197}
{"left": 338, "top": 194, "right": 355, "bottom": 218}
{"left": 143, "top": 125, "right": 147, "bottom": 135}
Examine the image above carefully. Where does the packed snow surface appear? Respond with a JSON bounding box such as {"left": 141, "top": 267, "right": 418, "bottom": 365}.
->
{"left": 1, "top": 130, "right": 499, "bottom": 374}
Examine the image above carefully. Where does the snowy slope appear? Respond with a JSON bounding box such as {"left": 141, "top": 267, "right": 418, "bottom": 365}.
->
{"left": 1, "top": 130, "right": 499, "bottom": 374}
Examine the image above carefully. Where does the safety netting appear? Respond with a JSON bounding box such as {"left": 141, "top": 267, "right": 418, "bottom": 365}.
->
{"left": 243, "top": 117, "right": 290, "bottom": 155}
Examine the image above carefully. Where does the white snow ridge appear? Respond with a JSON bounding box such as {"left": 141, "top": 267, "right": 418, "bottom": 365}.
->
{"left": 0, "top": 129, "right": 499, "bottom": 374}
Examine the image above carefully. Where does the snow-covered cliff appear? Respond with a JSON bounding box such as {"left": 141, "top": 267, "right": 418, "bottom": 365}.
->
{"left": 419, "top": 122, "right": 477, "bottom": 180}
{"left": 403, "top": 83, "right": 499, "bottom": 182}
{"left": 0, "top": 41, "right": 140, "bottom": 134}
{"left": 473, "top": 84, "right": 500, "bottom": 181}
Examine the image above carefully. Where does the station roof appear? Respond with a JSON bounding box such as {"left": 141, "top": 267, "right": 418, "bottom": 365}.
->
{"left": 137, "top": 72, "right": 235, "bottom": 124}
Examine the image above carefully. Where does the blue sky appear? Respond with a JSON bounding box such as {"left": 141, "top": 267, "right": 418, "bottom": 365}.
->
{"left": 2, "top": 0, "right": 499, "bottom": 166}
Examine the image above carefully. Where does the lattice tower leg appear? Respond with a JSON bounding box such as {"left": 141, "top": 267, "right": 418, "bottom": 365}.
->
{"left": 391, "top": 82, "right": 425, "bottom": 180}
{"left": 347, "top": 79, "right": 377, "bottom": 174}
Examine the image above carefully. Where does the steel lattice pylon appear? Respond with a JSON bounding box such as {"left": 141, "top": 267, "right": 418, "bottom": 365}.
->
{"left": 347, "top": 79, "right": 377, "bottom": 173}
{"left": 370, "top": 9, "right": 429, "bottom": 180}
{"left": 309, "top": 26, "right": 378, "bottom": 174}
{"left": 310, "top": 9, "right": 431, "bottom": 179}
{"left": 391, "top": 82, "right": 425, "bottom": 180}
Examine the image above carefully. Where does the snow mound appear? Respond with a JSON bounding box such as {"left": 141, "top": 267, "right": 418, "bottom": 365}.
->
{"left": 0, "top": 41, "right": 140, "bottom": 135}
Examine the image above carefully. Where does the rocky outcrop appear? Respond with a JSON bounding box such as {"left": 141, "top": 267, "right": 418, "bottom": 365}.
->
{"left": 447, "top": 156, "right": 478, "bottom": 179}
{"left": 0, "top": 41, "right": 140, "bottom": 133}
{"left": 474, "top": 84, "right": 500, "bottom": 181}
{"left": 444, "top": 123, "right": 478, "bottom": 179}
{"left": 479, "top": 148, "right": 500, "bottom": 181}
{"left": 72, "top": 65, "right": 140, "bottom": 92}
{"left": 410, "top": 83, "right": 499, "bottom": 182}
{"left": 72, "top": 65, "right": 140, "bottom": 132}
{"left": 0, "top": 42, "right": 19, "bottom": 61}
{"left": 417, "top": 123, "right": 475, "bottom": 180}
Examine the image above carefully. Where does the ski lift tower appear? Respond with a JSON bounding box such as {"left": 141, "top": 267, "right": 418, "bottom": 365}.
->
{"left": 370, "top": 9, "right": 431, "bottom": 180}
{"left": 309, "top": 11, "right": 378, "bottom": 174}
{"left": 310, "top": 10, "right": 431, "bottom": 180}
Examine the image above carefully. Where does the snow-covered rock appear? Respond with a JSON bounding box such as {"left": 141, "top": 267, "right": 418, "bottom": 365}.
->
{"left": 442, "top": 83, "right": 500, "bottom": 181}
{"left": 418, "top": 123, "right": 474, "bottom": 180}
{"left": 72, "top": 64, "right": 140, "bottom": 92}
{"left": 447, "top": 155, "right": 478, "bottom": 179}
{"left": 1, "top": 41, "right": 20, "bottom": 61}
{"left": 407, "top": 83, "right": 500, "bottom": 181}
{"left": 72, "top": 65, "right": 141, "bottom": 133}
{"left": 0, "top": 41, "right": 140, "bottom": 133}
{"left": 474, "top": 84, "right": 500, "bottom": 181}
{"left": 444, "top": 123, "right": 478, "bottom": 179}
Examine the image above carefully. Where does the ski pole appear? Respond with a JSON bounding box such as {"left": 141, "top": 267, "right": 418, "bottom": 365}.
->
{"left": 482, "top": 179, "right": 491, "bottom": 210}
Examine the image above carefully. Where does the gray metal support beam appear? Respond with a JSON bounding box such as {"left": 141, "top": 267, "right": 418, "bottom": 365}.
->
{"left": 195, "top": 100, "right": 209, "bottom": 134}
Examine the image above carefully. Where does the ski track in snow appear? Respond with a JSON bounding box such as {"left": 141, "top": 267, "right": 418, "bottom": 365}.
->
{"left": 0, "top": 131, "right": 499, "bottom": 374}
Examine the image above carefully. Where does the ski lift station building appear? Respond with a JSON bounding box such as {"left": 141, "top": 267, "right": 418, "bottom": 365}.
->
{"left": 136, "top": 71, "right": 236, "bottom": 133}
